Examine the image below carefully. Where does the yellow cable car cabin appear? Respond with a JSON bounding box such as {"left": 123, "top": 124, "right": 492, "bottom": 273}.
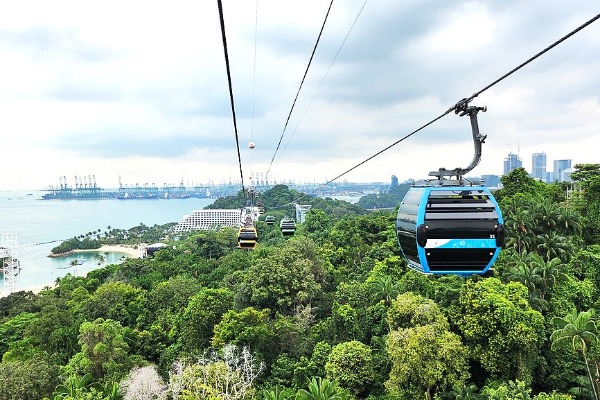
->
{"left": 237, "top": 226, "right": 258, "bottom": 250}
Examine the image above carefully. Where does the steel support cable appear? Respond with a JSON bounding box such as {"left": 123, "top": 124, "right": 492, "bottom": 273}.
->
{"left": 217, "top": 0, "right": 246, "bottom": 198}
{"left": 266, "top": 0, "right": 335, "bottom": 176}
{"left": 270, "top": 11, "right": 600, "bottom": 208}
{"left": 275, "top": 0, "right": 368, "bottom": 166}
{"left": 459, "top": 11, "right": 600, "bottom": 109}
{"left": 250, "top": 0, "right": 259, "bottom": 181}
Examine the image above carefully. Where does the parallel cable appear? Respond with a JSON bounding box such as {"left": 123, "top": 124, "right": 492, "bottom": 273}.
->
{"left": 266, "top": 0, "right": 335, "bottom": 176}
{"left": 270, "top": 11, "right": 600, "bottom": 207}
{"left": 217, "top": 0, "right": 246, "bottom": 196}
{"left": 275, "top": 0, "right": 368, "bottom": 165}
{"left": 459, "top": 11, "right": 600, "bottom": 108}
{"left": 250, "top": 0, "right": 259, "bottom": 183}
{"left": 251, "top": 0, "right": 259, "bottom": 144}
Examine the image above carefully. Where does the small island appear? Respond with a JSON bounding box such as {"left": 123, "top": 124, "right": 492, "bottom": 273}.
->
{"left": 48, "top": 222, "right": 177, "bottom": 258}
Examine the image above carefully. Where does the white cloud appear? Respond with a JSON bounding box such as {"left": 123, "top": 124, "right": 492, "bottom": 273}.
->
{"left": 0, "top": 1, "right": 599, "bottom": 190}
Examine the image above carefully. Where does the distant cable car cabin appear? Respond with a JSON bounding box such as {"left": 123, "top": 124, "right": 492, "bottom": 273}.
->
{"left": 237, "top": 226, "right": 258, "bottom": 250}
{"left": 395, "top": 102, "right": 504, "bottom": 275}
{"left": 265, "top": 215, "right": 275, "bottom": 225}
{"left": 280, "top": 218, "right": 296, "bottom": 236}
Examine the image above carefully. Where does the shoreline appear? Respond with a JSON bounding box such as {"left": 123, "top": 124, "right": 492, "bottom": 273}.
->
{"left": 48, "top": 244, "right": 142, "bottom": 260}
{"left": 2, "top": 245, "right": 142, "bottom": 297}
{"left": 73, "top": 244, "right": 142, "bottom": 259}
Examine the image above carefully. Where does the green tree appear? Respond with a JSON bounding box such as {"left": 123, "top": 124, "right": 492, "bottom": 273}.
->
{"left": 572, "top": 164, "right": 600, "bottom": 244}
{"left": 52, "top": 373, "right": 96, "bottom": 399}
{"left": 189, "top": 228, "right": 238, "bottom": 259}
{"left": 386, "top": 323, "right": 469, "bottom": 399}
{"left": 0, "top": 311, "right": 37, "bottom": 357}
{"left": 536, "top": 232, "right": 573, "bottom": 263}
{"left": 262, "top": 386, "right": 296, "bottom": 400}
{"left": 551, "top": 309, "right": 600, "bottom": 400}
{"left": 385, "top": 292, "right": 469, "bottom": 399}
{"left": 296, "top": 377, "right": 350, "bottom": 400}
{"left": 303, "top": 208, "right": 332, "bottom": 241}
{"left": 446, "top": 382, "right": 480, "bottom": 400}
{"left": 168, "top": 345, "right": 263, "bottom": 400}
{"left": 454, "top": 278, "right": 545, "bottom": 383}
{"left": 178, "top": 288, "right": 234, "bottom": 353}
{"left": 0, "top": 351, "right": 58, "bottom": 400}
{"left": 387, "top": 292, "right": 447, "bottom": 330}
{"left": 325, "top": 340, "right": 375, "bottom": 397}
{"left": 82, "top": 282, "right": 144, "bottom": 327}
{"left": 212, "top": 307, "right": 273, "bottom": 359}
{"left": 238, "top": 237, "right": 325, "bottom": 315}
{"left": 67, "top": 318, "right": 134, "bottom": 382}
{"left": 480, "top": 380, "right": 531, "bottom": 400}
{"left": 368, "top": 275, "right": 401, "bottom": 307}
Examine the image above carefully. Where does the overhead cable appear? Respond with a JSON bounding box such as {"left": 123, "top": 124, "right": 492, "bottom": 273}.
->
{"left": 217, "top": 0, "right": 246, "bottom": 196}
{"left": 274, "top": 11, "right": 600, "bottom": 207}
{"left": 266, "top": 0, "right": 335, "bottom": 176}
{"left": 275, "top": 0, "right": 369, "bottom": 166}
{"left": 250, "top": 0, "right": 260, "bottom": 178}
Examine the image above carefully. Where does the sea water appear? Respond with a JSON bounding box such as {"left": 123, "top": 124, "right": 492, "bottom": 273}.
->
{"left": 0, "top": 191, "right": 214, "bottom": 294}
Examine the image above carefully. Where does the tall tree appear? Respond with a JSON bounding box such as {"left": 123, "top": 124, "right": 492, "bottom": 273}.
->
{"left": 551, "top": 309, "right": 600, "bottom": 400}
{"left": 454, "top": 278, "right": 545, "bottom": 383}
{"left": 325, "top": 340, "right": 375, "bottom": 397}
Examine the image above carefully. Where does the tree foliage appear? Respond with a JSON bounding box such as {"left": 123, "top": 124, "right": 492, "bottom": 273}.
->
{"left": 3, "top": 180, "right": 600, "bottom": 399}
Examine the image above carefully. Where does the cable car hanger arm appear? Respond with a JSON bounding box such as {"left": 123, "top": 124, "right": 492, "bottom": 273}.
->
{"left": 429, "top": 102, "right": 487, "bottom": 182}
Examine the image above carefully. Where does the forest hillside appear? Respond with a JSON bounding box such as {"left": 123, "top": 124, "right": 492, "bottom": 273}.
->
{"left": 0, "top": 165, "right": 599, "bottom": 400}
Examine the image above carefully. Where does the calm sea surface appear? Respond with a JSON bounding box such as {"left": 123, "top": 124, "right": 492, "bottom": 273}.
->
{"left": 0, "top": 191, "right": 214, "bottom": 294}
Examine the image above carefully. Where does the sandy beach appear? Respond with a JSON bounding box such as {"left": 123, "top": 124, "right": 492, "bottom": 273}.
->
{"left": 2, "top": 244, "right": 142, "bottom": 297}
{"left": 73, "top": 244, "right": 142, "bottom": 259}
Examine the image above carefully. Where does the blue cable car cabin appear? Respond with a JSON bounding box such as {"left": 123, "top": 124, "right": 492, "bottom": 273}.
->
{"left": 237, "top": 226, "right": 258, "bottom": 250}
{"left": 395, "top": 186, "right": 504, "bottom": 275}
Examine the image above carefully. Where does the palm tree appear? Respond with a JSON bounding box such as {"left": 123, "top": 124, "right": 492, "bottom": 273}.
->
{"left": 504, "top": 252, "right": 549, "bottom": 311}
{"left": 535, "top": 256, "right": 568, "bottom": 300}
{"left": 447, "top": 383, "right": 479, "bottom": 400}
{"left": 551, "top": 309, "right": 600, "bottom": 400}
{"left": 569, "top": 374, "right": 595, "bottom": 400}
{"left": 369, "top": 275, "right": 401, "bottom": 306}
{"left": 557, "top": 206, "right": 583, "bottom": 236}
{"left": 505, "top": 251, "right": 541, "bottom": 292}
{"left": 52, "top": 373, "right": 95, "bottom": 398}
{"left": 262, "top": 386, "right": 295, "bottom": 400}
{"left": 537, "top": 231, "right": 573, "bottom": 262}
{"left": 530, "top": 200, "right": 559, "bottom": 233}
{"left": 296, "top": 377, "right": 350, "bottom": 400}
{"left": 505, "top": 208, "right": 536, "bottom": 253}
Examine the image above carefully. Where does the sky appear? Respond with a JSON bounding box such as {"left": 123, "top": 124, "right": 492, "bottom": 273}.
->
{"left": 0, "top": 1, "right": 599, "bottom": 191}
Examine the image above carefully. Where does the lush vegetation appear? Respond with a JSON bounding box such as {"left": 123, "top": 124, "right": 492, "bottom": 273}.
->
{"left": 51, "top": 223, "right": 177, "bottom": 255}
{"left": 1, "top": 166, "right": 600, "bottom": 399}
{"left": 356, "top": 183, "right": 411, "bottom": 210}
{"left": 208, "top": 184, "right": 367, "bottom": 218}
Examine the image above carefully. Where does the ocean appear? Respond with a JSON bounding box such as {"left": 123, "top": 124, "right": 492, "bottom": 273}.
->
{"left": 0, "top": 191, "right": 214, "bottom": 295}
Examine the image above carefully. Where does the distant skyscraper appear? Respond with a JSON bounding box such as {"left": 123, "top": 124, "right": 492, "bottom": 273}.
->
{"left": 391, "top": 175, "right": 398, "bottom": 188}
{"left": 503, "top": 153, "right": 522, "bottom": 175}
{"left": 553, "top": 159, "right": 572, "bottom": 182}
{"left": 561, "top": 168, "right": 573, "bottom": 183}
{"left": 481, "top": 174, "right": 500, "bottom": 188}
{"left": 532, "top": 152, "right": 546, "bottom": 181}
